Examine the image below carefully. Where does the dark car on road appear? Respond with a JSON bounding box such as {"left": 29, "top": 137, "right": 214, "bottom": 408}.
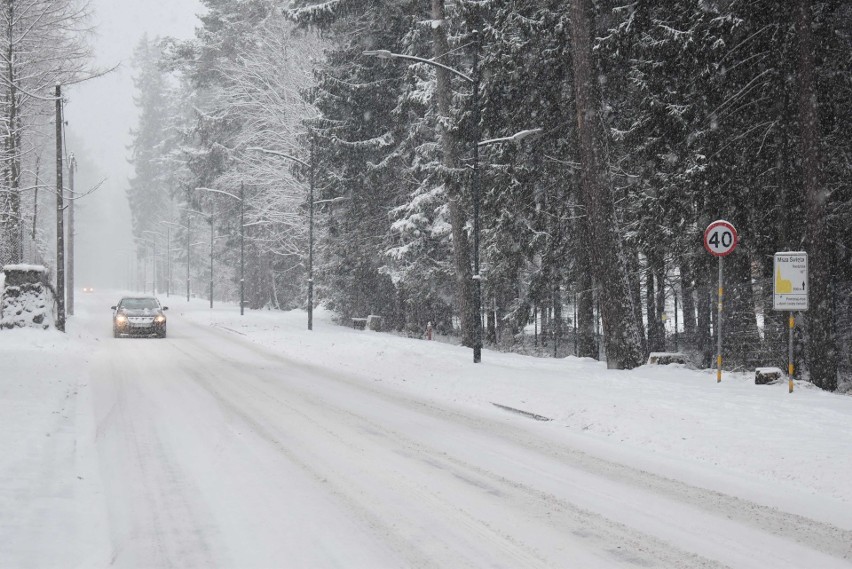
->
{"left": 112, "top": 296, "right": 168, "bottom": 338}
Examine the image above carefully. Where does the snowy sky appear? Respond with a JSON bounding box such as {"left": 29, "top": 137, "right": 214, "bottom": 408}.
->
{"left": 63, "top": 0, "right": 203, "bottom": 287}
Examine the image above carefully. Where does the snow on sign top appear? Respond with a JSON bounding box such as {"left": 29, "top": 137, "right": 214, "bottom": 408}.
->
{"left": 703, "top": 220, "right": 738, "bottom": 257}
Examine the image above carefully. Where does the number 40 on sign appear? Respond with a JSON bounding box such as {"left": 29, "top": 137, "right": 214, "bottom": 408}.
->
{"left": 703, "top": 220, "right": 738, "bottom": 257}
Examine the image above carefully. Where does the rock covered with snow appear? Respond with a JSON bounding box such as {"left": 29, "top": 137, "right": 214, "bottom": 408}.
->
{"left": 646, "top": 352, "right": 690, "bottom": 366}
{"left": 755, "top": 367, "right": 784, "bottom": 385}
{"left": 1, "top": 265, "right": 53, "bottom": 330}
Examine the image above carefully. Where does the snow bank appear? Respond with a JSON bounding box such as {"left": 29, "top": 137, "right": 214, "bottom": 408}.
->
{"left": 178, "top": 300, "right": 852, "bottom": 512}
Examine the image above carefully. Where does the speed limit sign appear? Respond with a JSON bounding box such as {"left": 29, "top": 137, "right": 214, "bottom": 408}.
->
{"left": 703, "top": 220, "right": 738, "bottom": 257}
{"left": 705, "top": 219, "right": 738, "bottom": 384}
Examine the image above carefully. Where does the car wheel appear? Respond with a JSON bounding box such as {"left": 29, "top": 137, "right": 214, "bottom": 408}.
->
{"left": 113, "top": 327, "right": 119, "bottom": 338}
{"left": 159, "top": 329, "right": 167, "bottom": 339}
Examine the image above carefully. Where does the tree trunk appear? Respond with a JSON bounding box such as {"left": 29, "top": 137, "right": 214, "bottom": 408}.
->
{"left": 679, "top": 257, "right": 697, "bottom": 350}
{"left": 432, "top": 0, "right": 474, "bottom": 348}
{"left": 722, "top": 246, "right": 761, "bottom": 370}
{"left": 646, "top": 248, "right": 667, "bottom": 353}
{"left": 568, "top": 0, "right": 643, "bottom": 369}
{"left": 3, "top": 0, "right": 21, "bottom": 264}
{"left": 627, "top": 248, "right": 648, "bottom": 357}
{"left": 31, "top": 156, "right": 40, "bottom": 240}
{"left": 696, "top": 258, "right": 713, "bottom": 368}
{"left": 797, "top": 0, "right": 837, "bottom": 390}
{"left": 576, "top": 261, "right": 597, "bottom": 359}
{"left": 645, "top": 251, "right": 662, "bottom": 352}
{"left": 760, "top": 258, "right": 785, "bottom": 369}
{"left": 655, "top": 258, "right": 666, "bottom": 351}
{"left": 486, "top": 295, "right": 496, "bottom": 344}
{"left": 553, "top": 285, "right": 563, "bottom": 357}
{"left": 645, "top": 256, "right": 656, "bottom": 349}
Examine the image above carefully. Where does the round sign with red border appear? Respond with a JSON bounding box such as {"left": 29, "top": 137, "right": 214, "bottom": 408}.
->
{"left": 703, "top": 220, "right": 738, "bottom": 257}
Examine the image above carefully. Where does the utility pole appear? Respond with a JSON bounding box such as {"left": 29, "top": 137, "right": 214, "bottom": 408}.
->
{"left": 471, "top": 30, "right": 482, "bottom": 362}
{"left": 209, "top": 215, "right": 214, "bottom": 309}
{"left": 152, "top": 239, "right": 157, "bottom": 295}
{"left": 67, "top": 154, "right": 76, "bottom": 316}
{"left": 240, "top": 183, "right": 245, "bottom": 316}
{"left": 55, "top": 84, "right": 65, "bottom": 332}
{"left": 308, "top": 140, "right": 314, "bottom": 330}
{"left": 186, "top": 216, "right": 191, "bottom": 301}
{"left": 166, "top": 227, "right": 170, "bottom": 297}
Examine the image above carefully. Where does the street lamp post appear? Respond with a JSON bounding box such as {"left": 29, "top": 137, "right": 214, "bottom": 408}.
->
{"left": 194, "top": 186, "right": 246, "bottom": 315}
{"left": 186, "top": 217, "right": 190, "bottom": 301}
{"left": 181, "top": 207, "right": 214, "bottom": 308}
{"left": 116, "top": 248, "right": 137, "bottom": 292}
{"left": 364, "top": 45, "right": 542, "bottom": 363}
{"left": 166, "top": 227, "right": 171, "bottom": 297}
{"left": 209, "top": 216, "right": 213, "bottom": 309}
{"left": 151, "top": 227, "right": 173, "bottom": 298}
{"left": 142, "top": 245, "right": 147, "bottom": 293}
{"left": 151, "top": 237, "right": 158, "bottom": 295}
{"left": 364, "top": 44, "right": 483, "bottom": 361}
{"left": 240, "top": 183, "right": 245, "bottom": 315}
{"left": 161, "top": 219, "right": 191, "bottom": 302}
{"left": 137, "top": 236, "right": 159, "bottom": 295}
{"left": 142, "top": 230, "right": 167, "bottom": 296}
{"left": 308, "top": 140, "right": 314, "bottom": 331}
{"left": 247, "top": 146, "right": 315, "bottom": 329}
{"left": 67, "top": 154, "right": 76, "bottom": 317}
{"left": 55, "top": 84, "right": 65, "bottom": 332}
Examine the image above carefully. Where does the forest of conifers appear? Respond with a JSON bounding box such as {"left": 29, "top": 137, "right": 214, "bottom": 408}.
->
{"left": 2, "top": 0, "right": 850, "bottom": 390}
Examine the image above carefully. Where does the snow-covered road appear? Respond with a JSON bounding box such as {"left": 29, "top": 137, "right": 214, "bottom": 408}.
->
{"left": 2, "top": 291, "right": 851, "bottom": 568}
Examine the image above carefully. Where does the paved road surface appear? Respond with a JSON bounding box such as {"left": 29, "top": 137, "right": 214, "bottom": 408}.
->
{"left": 67, "top": 293, "right": 851, "bottom": 568}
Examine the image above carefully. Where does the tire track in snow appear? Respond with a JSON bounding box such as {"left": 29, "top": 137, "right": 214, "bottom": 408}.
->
{"left": 187, "top": 318, "right": 852, "bottom": 567}
{"left": 168, "top": 330, "right": 727, "bottom": 568}
{"left": 90, "top": 341, "right": 222, "bottom": 568}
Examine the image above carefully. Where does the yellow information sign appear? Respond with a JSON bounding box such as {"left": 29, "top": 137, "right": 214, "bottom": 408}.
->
{"left": 773, "top": 252, "right": 808, "bottom": 311}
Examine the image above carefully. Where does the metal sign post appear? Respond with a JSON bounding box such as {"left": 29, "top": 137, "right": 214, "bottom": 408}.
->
{"left": 703, "top": 220, "right": 738, "bottom": 383}
{"left": 773, "top": 252, "right": 808, "bottom": 393}
{"left": 788, "top": 313, "right": 795, "bottom": 393}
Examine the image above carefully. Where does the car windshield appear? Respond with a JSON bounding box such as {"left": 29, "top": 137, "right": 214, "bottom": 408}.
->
{"left": 120, "top": 298, "right": 159, "bottom": 310}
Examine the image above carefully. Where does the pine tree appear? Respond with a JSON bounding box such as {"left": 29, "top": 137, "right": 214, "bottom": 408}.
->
{"left": 569, "top": 0, "right": 644, "bottom": 369}
{"left": 127, "top": 35, "right": 178, "bottom": 292}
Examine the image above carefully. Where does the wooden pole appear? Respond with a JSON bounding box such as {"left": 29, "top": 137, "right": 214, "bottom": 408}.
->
{"left": 55, "top": 84, "right": 65, "bottom": 332}
{"left": 67, "top": 154, "right": 76, "bottom": 316}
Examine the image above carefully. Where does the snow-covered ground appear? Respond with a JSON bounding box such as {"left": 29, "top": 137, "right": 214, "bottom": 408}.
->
{"left": 189, "top": 303, "right": 852, "bottom": 510}
{"left": 1, "top": 290, "right": 851, "bottom": 568}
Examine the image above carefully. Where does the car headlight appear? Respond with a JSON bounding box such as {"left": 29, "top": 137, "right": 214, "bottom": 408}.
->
{"left": 155, "top": 315, "right": 166, "bottom": 323}
{"left": 116, "top": 314, "right": 128, "bottom": 324}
